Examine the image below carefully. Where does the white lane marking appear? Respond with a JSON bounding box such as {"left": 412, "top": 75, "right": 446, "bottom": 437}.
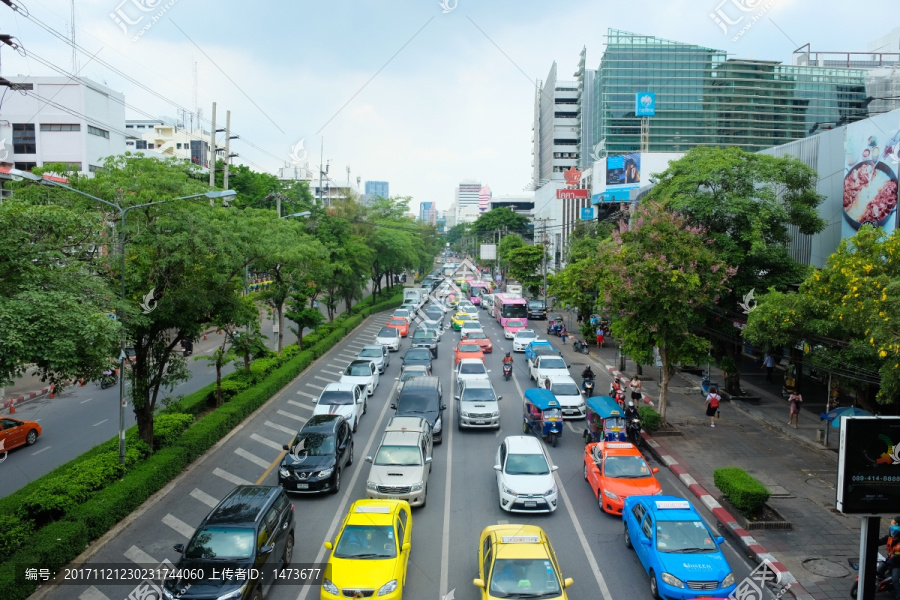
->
{"left": 190, "top": 488, "right": 219, "bottom": 508}
{"left": 566, "top": 421, "right": 580, "bottom": 434}
{"left": 288, "top": 400, "right": 314, "bottom": 411}
{"left": 80, "top": 397, "right": 93, "bottom": 404}
{"left": 79, "top": 586, "right": 111, "bottom": 600}
{"left": 265, "top": 421, "right": 297, "bottom": 436}
{"left": 440, "top": 350, "right": 456, "bottom": 598}
{"left": 337, "top": 353, "right": 356, "bottom": 359}
{"left": 293, "top": 377, "right": 401, "bottom": 600}
{"left": 162, "top": 513, "right": 195, "bottom": 539}
{"left": 125, "top": 545, "right": 157, "bottom": 565}
{"left": 213, "top": 467, "right": 252, "bottom": 486}
{"left": 236, "top": 448, "right": 271, "bottom": 469}
{"left": 251, "top": 433, "right": 286, "bottom": 452}
{"left": 313, "top": 375, "right": 336, "bottom": 384}
{"left": 326, "top": 363, "right": 344, "bottom": 369}
{"left": 93, "top": 419, "right": 108, "bottom": 427}
{"left": 31, "top": 446, "right": 51, "bottom": 455}
{"left": 296, "top": 391, "right": 318, "bottom": 400}
{"left": 305, "top": 383, "right": 323, "bottom": 391}
{"left": 277, "top": 409, "right": 306, "bottom": 423}
{"left": 497, "top": 520, "right": 509, "bottom": 525}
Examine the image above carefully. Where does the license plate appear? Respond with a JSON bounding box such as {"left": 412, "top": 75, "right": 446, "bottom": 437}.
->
{"left": 296, "top": 483, "right": 308, "bottom": 490}
{"left": 524, "top": 501, "right": 537, "bottom": 508}
{"left": 475, "top": 420, "right": 486, "bottom": 424}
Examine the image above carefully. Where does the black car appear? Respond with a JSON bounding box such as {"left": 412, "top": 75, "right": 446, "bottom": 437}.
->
{"left": 527, "top": 299, "right": 547, "bottom": 320}
{"left": 391, "top": 376, "right": 446, "bottom": 443}
{"left": 411, "top": 328, "right": 439, "bottom": 358}
{"left": 424, "top": 307, "right": 444, "bottom": 324}
{"left": 165, "top": 485, "right": 295, "bottom": 600}
{"left": 278, "top": 414, "right": 353, "bottom": 494}
{"left": 402, "top": 347, "right": 434, "bottom": 372}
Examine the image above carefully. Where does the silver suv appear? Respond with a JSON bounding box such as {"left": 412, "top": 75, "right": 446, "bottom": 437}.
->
{"left": 455, "top": 379, "right": 501, "bottom": 430}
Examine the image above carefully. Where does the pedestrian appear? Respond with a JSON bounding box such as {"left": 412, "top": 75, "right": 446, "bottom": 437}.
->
{"left": 560, "top": 323, "right": 567, "bottom": 343}
{"left": 596, "top": 326, "right": 604, "bottom": 348}
{"left": 313, "top": 300, "right": 318, "bottom": 309}
{"left": 788, "top": 391, "right": 803, "bottom": 429}
{"left": 763, "top": 352, "right": 776, "bottom": 382}
{"left": 630, "top": 376, "right": 643, "bottom": 404}
{"left": 706, "top": 387, "right": 721, "bottom": 428}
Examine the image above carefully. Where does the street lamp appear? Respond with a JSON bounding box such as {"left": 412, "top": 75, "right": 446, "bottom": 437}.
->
{"left": 281, "top": 211, "right": 311, "bottom": 219}
{"left": 13, "top": 171, "right": 235, "bottom": 465}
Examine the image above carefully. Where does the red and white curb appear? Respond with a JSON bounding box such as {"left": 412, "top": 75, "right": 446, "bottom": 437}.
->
{"left": 3, "top": 386, "right": 55, "bottom": 412}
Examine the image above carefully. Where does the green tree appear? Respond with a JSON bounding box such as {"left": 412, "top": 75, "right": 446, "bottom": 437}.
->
{"left": 595, "top": 202, "right": 734, "bottom": 422}
{"left": 445, "top": 223, "right": 469, "bottom": 248}
{"left": 506, "top": 245, "right": 546, "bottom": 296}
{"left": 203, "top": 296, "right": 259, "bottom": 407}
{"left": 470, "top": 207, "right": 530, "bottom": 236}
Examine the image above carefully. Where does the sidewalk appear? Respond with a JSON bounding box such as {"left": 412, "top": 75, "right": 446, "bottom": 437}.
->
{"left": 553, "top": 326, "right": 864, "bottom": 600}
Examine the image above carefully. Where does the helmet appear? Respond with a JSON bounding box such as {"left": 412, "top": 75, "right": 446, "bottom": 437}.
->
{"left": 506, "top": 352, "right": 511, "bottom": 357}
{"left": 628, "top": 401, "right": 635, "bottom": 407}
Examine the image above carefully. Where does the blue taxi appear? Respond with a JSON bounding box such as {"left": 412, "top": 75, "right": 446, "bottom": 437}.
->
{"left": 622, "top": 495, "right": 736, "bottom": 599}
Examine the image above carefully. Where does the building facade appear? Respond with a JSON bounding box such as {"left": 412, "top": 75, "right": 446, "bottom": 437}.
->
{"left": 0, "top": 77, "right": 126, "bottom": 174}
{"left": 125, "top": 118, "right": 210, "bottom": 167}
{"left": 419, "top": 201, "right": 436, "bottom": 225}
{"left": 455, "top": 180, "right": 482, "bottom": 224}
{"left": 489, "top": 194, "right": 534, "bottom": 219}
{"left": 364, "top": 180, "right": 389, "bottom": 205}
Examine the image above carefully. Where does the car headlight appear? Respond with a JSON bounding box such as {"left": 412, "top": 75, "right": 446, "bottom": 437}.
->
{"left": 410, "top": 481, "right": 424, "bottom": 492}
{"left": 433, "top": 416, "right": 442, "bottom": 433}
{"left": 323, "top": 578, "right": 339, "bottom": 595}
{"left": 216, "top": 586, "right": 247, "bottom": 600}
{"left": 316, "top": 468, "right": 334, "bottom": 479}
{"left": 460, "top": 411, "right": 469, "bottom": 418}
{"left": 544, "top": 483, "right": 557, "bottom": 496}
{"left": 278, "top": 467, "right": 290, "bottom": 478}
{"left": 492, "top": 411, "right": 499, "bottom": 417}
{"left": 502, "top": 484, "right": 517, "bottom": 496}
{"left": 722, "top": 572, "right": 735, "bottom": 587}
{"left": 660, "top": 572, "right": 685, "bottom": 588}
{"left": 366, "top": 481, "right": 378, "bottom": 491}
{"left": 603, "top": 489, "right": 620, "bottom": 500}
{"left": 377, "top": 579, "right": 398, "bottom": 595}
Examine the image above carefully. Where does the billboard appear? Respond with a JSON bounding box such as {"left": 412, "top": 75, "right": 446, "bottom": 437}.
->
{"left": 606, "top": 154, "right": 641, "bottom": 187}
{"left": 841, "top": 120, "right": 900, "bottom": 238}
{"left": 837, "top": 417, "right": 900, "bottom": 514}
{"left": 557, "top": 188, "right": 589, "bottom": 200}
{"left": 479, "top": 244, "right": 497, "bottom": 261}
{"left": 580, "top": 206, "right": 596, "bottom": 220}
{"left": 635, "top": 92, "right": 656, "bottom": 117}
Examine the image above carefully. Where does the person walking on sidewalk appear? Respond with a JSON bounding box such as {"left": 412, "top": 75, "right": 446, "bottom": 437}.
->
{"left": 788, "top": 391, "right": 803, "bottom": 428}
{"left": 560, "top": 323, "right": 567, "bottom": 344}
{"left": 596, "top": 326, "right": 604, "bottom": 348}
{"left": 630, "top": 376, "right": 643, "bottom": 404}
{"left": 706, "top": 387, "right": 721, "bottom": 427}
{"left": 763, "top": 352, "right": 776, "bottom": 382}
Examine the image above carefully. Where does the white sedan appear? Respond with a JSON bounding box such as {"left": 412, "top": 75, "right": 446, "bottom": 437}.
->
{"left": 456, "top": 358, "right": 490, "bottom": 388}
{"left": 339, "top": 360, "right": 380, "bottom": 396}
{"left": 375, "top": 326, "right": 401, "bottom": 351}
{"left": 494, "top": 435, "right": 558, "bottom": 513}
{"left": 512, "top": 329, "right": 538, "bottom": 352}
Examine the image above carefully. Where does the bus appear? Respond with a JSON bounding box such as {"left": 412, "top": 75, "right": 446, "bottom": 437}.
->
{"left": 442, "top": 263, "right": 456, "bottom": 278}
{"left": 467, "top": 280, "right": 492, "bottom": 306}
{"left": 493, "top": 293, "right": 528, "bottom": 327}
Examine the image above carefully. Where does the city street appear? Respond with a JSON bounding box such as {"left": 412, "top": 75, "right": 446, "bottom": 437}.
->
{"left": 31, "top": 306, "right": 767, "bottom": 600}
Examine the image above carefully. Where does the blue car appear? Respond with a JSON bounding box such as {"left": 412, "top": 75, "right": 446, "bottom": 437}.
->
{"left": 622, "top": 495, "right": 736, "bottom": 599}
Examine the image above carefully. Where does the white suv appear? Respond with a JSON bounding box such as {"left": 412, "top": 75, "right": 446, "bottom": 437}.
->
{"left": 494, "top": 435, "right": 558, "bottom": 513}
{"left": 365, "top": 416, "right": 433, "bottom": 507}
{"left": 456, "top": 358, "right": 490, "bottom": 388}
{"left": 312, "top": 383, "right": 366, "bottom": 432}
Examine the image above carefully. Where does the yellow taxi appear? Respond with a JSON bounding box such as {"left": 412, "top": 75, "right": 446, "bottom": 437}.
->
{"left": 322, "top": 499, "right": 412, "bottom": 600}
{"left": 451, "top": 312, "right": 472, "bottom": 331}
{"left": 473, "top": 524, "right": 573, "bottom": 599}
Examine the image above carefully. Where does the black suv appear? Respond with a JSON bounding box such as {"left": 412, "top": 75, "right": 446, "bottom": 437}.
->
{"left": 411, "top": 328, "right": 439, "bottom": 358}
{"left": 392, "top": 376, "right": 446, "bottom": 444}
{"left": 527, "top": 299, "right": 547, "bottom": 320}
{"left": 402, "top": 347, "right": 434, "bottom": 372}
{"left": 279, "top": 414, "right": 353, "bottom": 494}
{"left": 165, "top": 485, "right": 295, "bottom": 600}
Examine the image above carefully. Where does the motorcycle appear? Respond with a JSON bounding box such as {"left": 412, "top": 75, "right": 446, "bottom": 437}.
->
{"left": 627, "top": 418, "right": 643, "bottom": 447}
{"left": 503, "top": 362, "right": 513, "bottom": 381}
{"left": 100, "top": 372, "right": 118, "bottom": 389}
{"left": 849, "top": 556, "right": 893, "bottom": 598}
{"left": 609, "top": 385, "right": 626, "bottom": 408}
{"left": 181, "top": 339, "right": 194, "bottom": 357}
{"left": 582, "top": 378, "right": 595, "bottom": 398}
{"left": 573, "top": 339, "right": 590, "bottom": 354}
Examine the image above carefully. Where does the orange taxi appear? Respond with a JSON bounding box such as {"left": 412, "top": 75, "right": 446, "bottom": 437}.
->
{"left": 583, "top": 441, "right": 661, "bottom": 515}
{"left": 386, "top": 318, "right": 410, "bottom": 337}
{"left": 454, "top": 342, "right": 485, "bottom": 365}
{"left": 462, "top": 330, "right": 493, "bottom": 353}
{"left": 0, "top": 416, "right": 42, "bottom": 455}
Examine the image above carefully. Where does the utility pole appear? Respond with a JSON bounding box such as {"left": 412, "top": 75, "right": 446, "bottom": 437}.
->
{"left": 534, "top": 218, "right": 549, "bottom": 308}
{"left": 209, "top": 102, "right": 216, "bottom": 187}
{"left": 318, "top": 138, "right": 324, "bottom": 207}
{"left": 223, "top": 110, "right": 231, "bottom": 190}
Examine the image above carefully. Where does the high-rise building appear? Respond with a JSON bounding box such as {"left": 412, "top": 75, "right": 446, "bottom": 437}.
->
{"left": 489, "top": 194, "right": 534, "bottom": 220}
{"left": 478, "top": 185, "right": 492, "bottom": 216}
{"left": 363, "top": 180, "right": 389, "bottom": 205}
{"left": 419, "top": 201, "right": 436, "bottom": 225}
{"left": 532, "top": 62, "right": 580, "bottom": 188}
{"left": 455, "top": 180, "right": 482, "bottom": 223}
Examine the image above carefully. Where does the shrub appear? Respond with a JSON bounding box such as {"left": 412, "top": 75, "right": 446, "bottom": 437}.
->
{"left": 638, "top": 405, "right": 661, "bottom": 431}
{"left": 714, "top": 467, "right": 771, "bottom": 515}
{"left": 153, "top": 413, "right": 195, "bottom": 449}
{"left": 0, "top": 514, "right": 33, "bottom": 558}
{"left": 249, "top": 357, "right": 279, "bottom": 380}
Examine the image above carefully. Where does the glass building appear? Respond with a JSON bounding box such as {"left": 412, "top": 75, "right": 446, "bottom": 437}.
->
{"left": 590, "top": 29, "right": 870, "bottom": 155}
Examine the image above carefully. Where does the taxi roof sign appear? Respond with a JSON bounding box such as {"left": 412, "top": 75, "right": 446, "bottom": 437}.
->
{"left": 501, "top": 535, "right": 540, "bottom": 544}
{"left": 655, "top": 500, "right": 691, "bottom": 510}
{"left": 606, "top": 443, "right": 632, "bottom": 449}
{"left": 355, "top": 505, "right": 390, "bottom": 514}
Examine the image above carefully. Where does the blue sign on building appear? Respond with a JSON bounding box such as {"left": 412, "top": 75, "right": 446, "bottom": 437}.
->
{"left": 580, "top": 207, "right": 596, "bottom": 221}
{"left": 635, "top": 92, "right": 655, "bottom": 117}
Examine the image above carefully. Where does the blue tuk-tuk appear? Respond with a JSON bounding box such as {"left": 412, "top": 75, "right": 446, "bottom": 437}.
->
{"left": 583, "top": 396, "right": 627, "bottom": 444}
{"left": 523, "top": 388, "right": 563, "bottom": 447}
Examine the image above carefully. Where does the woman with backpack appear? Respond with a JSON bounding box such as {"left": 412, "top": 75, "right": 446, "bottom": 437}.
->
{"left": 706, "top": 387, "right": 721, "bottom": 428}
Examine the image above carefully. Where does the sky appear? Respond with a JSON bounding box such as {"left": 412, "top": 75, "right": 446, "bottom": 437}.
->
{"left": 1, "top": 0, "right": 898, "bottom": 213}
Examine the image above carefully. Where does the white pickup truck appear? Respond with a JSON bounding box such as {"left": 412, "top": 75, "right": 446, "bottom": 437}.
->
{"left": 529, "top": 354, "right": 570, "bottom": 385}
{"left": 365, "top": 416, "right": 433, "bottom": 508}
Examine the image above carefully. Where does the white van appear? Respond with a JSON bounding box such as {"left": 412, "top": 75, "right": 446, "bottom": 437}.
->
{"left": 481, "top": 293, "right": 495, "bottom": 312}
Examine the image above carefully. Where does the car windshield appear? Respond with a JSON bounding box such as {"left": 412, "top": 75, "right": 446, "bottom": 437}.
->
{"left": 540, "top": 358, "right": 566, "bottom": 369}
{"left": 455, "top": 314, "right": 470, "bottom": 321}
{"left": 489, "top": 558, "right": 561, "bottom": 598}
{"left": 389, "top": 319, "right": 407, "bottom": 327}
{"left": 345, "top": 364, "right": 372, "bottom": 376}
{"left": 466, "top": 332, "right": 486, "bottom": 340}
{"left": 506, "top": 319, "right": 525, "bottom": 328}
{"left": 459, "top": 363, "right": 486, "bottom": 375}
{"left": 359, "top": 348, "right": 382, "bottom": 358}
{"left": 552, "top": 382, "right": 580, "bottom": 396}
{"left": 458, "top": 344, "right": 481, "bottom": 353}
{"left": 401, "top": 371, "right": 426, "bottom": 382}
{"left": 464, "top": 306, "right": 477, "bottom": 313}
{"left": 397, "top": 394, "right": 437, "bottom": 413}
{"left": 516, "top": 331, "right": 536, "bottom": 339}
{"left": 656, "top": 520, "right": 718, "bottom": 553}
{"left": 406, "top": 349, "right": 431, "bottom": 360}
{"left": 461, "top": 388, "right": 496, "bottom": 402}
{"left": 603, "top": 455, "right": 652, "bottom": 479}
{"left": 291, "top": 432, "right": 335, "bottom": 457}
{"left": 318, "top": 391, "right": 354, "bottom": 405}
{"left": 505, "top": 453, "right": 550, "bottom": 475}
{"left": 528, "top": 300, "right": 545, "bottom": 308}
{"left": 185, "top": 527, "right": 255, "bottom": 559}
{"left": 414, "top": 331, "right": 436, "bottom": 340}
{"left": 334, "top": 525, "right": 397, "bottom": 559}
{"left": 377, "top": 327, "right": 397, "bottom": 337}
{"left": 374, "top": 445, "right": 422, "bottom": 466}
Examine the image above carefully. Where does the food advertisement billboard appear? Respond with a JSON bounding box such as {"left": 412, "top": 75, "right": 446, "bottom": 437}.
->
{"left": 842, "top": 119, "right": 900, "bottom": 238}
{"left": 837, "top": 417, "right": 900, "bottom": 514}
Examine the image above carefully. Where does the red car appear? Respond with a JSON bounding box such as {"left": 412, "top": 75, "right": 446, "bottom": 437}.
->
{"left": 454, "top": 342, "right": 485, "bottom": 365}
{"left": 386, "top": 318, "right": 410, "bottom": 337}
{"left": 584, "top": 441, "right": 661, "bottom": 515}
{"left": 462, "top": 330, "right": 493, "bottom": 353}
{"left": 0, "top": 417, "right": 42, "bottom": 455}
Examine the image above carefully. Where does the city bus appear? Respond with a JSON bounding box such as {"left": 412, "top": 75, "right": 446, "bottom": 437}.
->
{"left": 493, "top": 293, "right": 528, "bottom": 327}
{"left": 467, "top": 280, "right": 492, "bottom": 306}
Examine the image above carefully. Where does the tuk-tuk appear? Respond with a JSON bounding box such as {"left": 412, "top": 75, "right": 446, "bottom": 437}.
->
{"left": 583, "top": 396, "right": 627, "bottom": 444}
{"left": 523, "top": 388, "right": 563, "bottom": 447}
{"left": 547, "top": 314, "right": 565, "bottom": 336}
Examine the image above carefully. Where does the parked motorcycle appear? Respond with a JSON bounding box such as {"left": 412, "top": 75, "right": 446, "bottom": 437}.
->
{"left": 582, "top": 378, "right": 595, "bottom": 398}
{"left": 849, "top": 556, "right": 893, "bottom": 598}
{"left": 503, "top": 363, "right": 513, "bottom": 381}
{"left": 573, "top": 339, "right": 590, "bottom": 354}
{"left": 627, "top": 418, "right": 643, "bottom": 447}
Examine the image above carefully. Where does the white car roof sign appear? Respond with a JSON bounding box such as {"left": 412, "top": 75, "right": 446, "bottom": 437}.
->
{"left": 605, "top": 443, "right": 632, "bottom": 449}
{"left": 655, "top": 500, "right": 691, "bottom": 510}
{"left": 355, "top": 505, "right": 391, "bottom": 514}
{"left": 501, "top": 535, "right": 540, "bottom": 544}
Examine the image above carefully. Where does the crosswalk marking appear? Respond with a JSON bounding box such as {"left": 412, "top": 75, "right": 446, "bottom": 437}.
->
{"left": 190, "top": 488, "right": 219, "bottom": 508}
{"left": 288, "top": 400, "right": 314, "bottom": 411}
{"left": 125, "top": 545, "right": 157, "bottom": 566}
{"left": 251, "top": 433, "right": 285, "bottom": 451}
{"left": 265, "top": 420, "right": 297, "bottom": 436}
{"left": 79, "top": 586, "right": 110, "bottom": 600}
{"left": 296, "top": 391, "right": 318, "bottom": 400}
{"left": 162, "top": 513, "right": 195, "bottom": 538}
{"left": 277, "top": 409, "right": 306, "bottom": 423}
{"left": 236, "top": 448, "right": 271, "bottom": 469}
{"left": 213, "top": 467, "right": 252, "bottom": 486}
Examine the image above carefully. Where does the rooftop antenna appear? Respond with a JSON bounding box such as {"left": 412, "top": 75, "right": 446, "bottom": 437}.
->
{"left": 192, "top": 61, "right": 201, "bottom": 131}
{"left": 70, "top": 0, "right": 77, "bottom": 72}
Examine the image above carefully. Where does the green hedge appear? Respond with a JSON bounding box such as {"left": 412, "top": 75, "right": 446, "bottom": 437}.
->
{"left": 638, "top": 405, "right": 661, "bottom": 431}
{"left": 713, "top": 467, "right": 771, "bottom": 515}
{"left": 0, "top": 295, "right": 385, "bottom": 600}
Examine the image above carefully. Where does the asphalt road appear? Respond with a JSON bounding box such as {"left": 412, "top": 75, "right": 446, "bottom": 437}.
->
{"left": 31, "top": 304, "right": 771, "bottom": 600}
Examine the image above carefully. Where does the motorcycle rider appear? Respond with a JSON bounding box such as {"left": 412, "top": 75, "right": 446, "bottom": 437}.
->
{"left": 502, "top": 352, "right": 514, "bottom": 366}
{"left": 875, "top": 516, "right": 900, "bottom": 589}
{"left": 624, "top": 400, "right": 640, "bottom": 422}
{"left": 581, "top": 365, "right": 595, "bottom": 391}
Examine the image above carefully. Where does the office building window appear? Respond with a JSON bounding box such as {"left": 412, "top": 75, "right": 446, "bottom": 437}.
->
{"left": 12, "top": 123, "right": 36, "bottom": 154}
{"left": 88, "top": 164, "right": 104, "bottom": 173}
{"left": 148, "top": 143, "right": 155, "bottom": 149}
{"left": 177, "top": 143, "right": 182, "bottom": 149}
{"left": 14, "top": 162, "right": 37, "bottom": 171}
{"left": 135, "top": 140, "right": 148, "bottom": 150}
{"left": 40, "top": 124, "right": 81, "bottom": 132}
{"left": 88, "top": 125, "right": 110, "bottom": 139}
